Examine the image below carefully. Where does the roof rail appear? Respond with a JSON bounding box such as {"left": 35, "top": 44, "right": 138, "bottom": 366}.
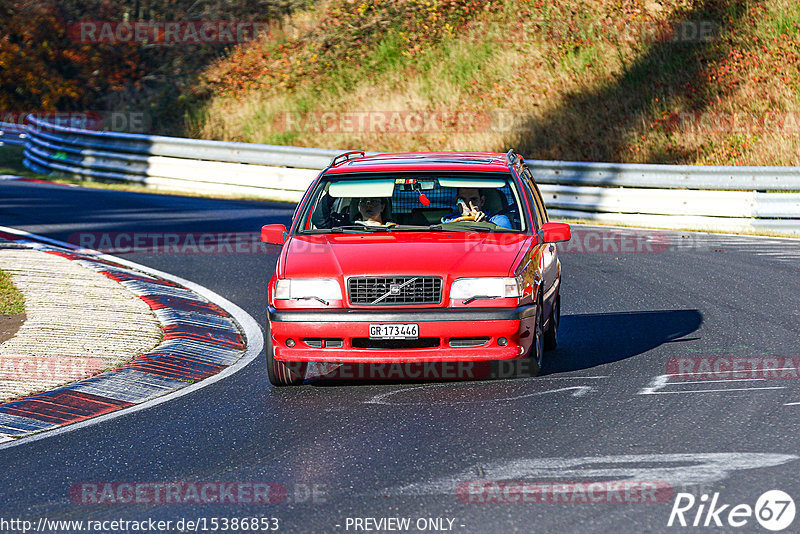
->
{"left": 506, "top": 149, "right": 525, "bottom": 168}
{"left": 506, "top": 149, "right": 517, "bottom": 166}
{"left": 331, "top": 151, "right": 365, "bottom": 167}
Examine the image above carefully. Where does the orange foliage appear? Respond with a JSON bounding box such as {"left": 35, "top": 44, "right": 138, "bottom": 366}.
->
{"left": 0, "top": 1, "right": 141, "bottom": 112}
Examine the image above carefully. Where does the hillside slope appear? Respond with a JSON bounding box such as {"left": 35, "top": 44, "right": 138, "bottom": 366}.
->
{"left": 188, "top": 0, "right": 800, "bottom": 166}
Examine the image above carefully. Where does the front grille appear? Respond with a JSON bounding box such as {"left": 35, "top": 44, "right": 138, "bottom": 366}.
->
{"left": 352, "top": 337, "right": 440, "bottom": 349}
{"left": 303, "top": 338, "right": 343, "bottom": 349}
{"left": 348, "top": 276, "right": 442, "bottom": 305}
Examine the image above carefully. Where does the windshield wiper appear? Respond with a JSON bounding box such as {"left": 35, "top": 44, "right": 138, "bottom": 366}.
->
{"left": 307, "top": 223, "right": 517, "bottom": 234}
{"left": 433, "top": 222, "right": 492, "bottom": 232}
{"left": 379, "top": 224, "right": 441, "bottom": 231}
{"left": 435, "top": 222, "right": 519, "bottom": 232}
{"left": 328, "top": 225, "right": 391, "bottom": 233}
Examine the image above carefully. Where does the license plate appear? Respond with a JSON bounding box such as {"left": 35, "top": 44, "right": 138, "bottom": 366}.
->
{"left": 369, "top": 324, "right": 419, "bottom": 340}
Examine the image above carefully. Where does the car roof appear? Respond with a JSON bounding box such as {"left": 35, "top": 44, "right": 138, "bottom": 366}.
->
{"left": 324, "top": 152, "right": 513, "bottom": 175}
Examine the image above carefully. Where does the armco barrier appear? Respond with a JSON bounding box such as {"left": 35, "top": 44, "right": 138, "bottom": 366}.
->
{"left": 18, "top": 115, "right": 800, "bottom": 235}
{"left": 0, "top": 121, "right": 27, "bottom": 146}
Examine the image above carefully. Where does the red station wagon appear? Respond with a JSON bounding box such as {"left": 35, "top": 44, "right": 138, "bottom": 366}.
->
{"left": 260, "top": 151, "right": 571, "bottom": 386}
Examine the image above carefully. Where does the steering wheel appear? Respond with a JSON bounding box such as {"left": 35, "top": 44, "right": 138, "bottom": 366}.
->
{"left": 448, "top": 214, "right": 480, "bottom": 223}
{"left": 330, "top": 211, "right": 350, "bottom": 226}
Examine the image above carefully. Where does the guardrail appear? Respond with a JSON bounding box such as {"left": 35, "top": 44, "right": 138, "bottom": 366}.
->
{"left": 0, "top": 121, "right": 27, "bottom": 146}
{"left": 17, "top": 114, "right": 800, "bottom": 236}
{"left": 22, "top": 115, "right": 329, "bottom": 202}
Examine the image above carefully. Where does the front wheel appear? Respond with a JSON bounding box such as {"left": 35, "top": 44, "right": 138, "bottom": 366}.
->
{"left": 526, "top": 298, "right": 545, "bottom": 377}
{"left": 265, "top": 322, "right": 306, "bottom": 386}
{"left": 544, "top": 294, "right": 560, "bottom": 351}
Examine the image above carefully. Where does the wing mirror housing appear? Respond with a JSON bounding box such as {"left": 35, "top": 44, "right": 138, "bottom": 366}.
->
{"left": 540, "top": 222, "right": 571, "bottom": 243}
{"left": 261, "top": 224, "right": 288, "bottom": 244}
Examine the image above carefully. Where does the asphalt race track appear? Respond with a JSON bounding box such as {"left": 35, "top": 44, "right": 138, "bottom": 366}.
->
{"left": 2, "top": 180, "right": 800, "bottom": 533}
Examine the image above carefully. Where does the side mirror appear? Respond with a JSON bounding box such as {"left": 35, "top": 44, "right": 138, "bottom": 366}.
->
{"left": 540, "top": 222, "right": 571, "bottom": 243}
{"left": 261, "top": 224, "right": 288, "bottom": 244}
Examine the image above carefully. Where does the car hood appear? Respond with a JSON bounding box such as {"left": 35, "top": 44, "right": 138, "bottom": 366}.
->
{"left": 282, "top": 232, "right": 530, "bottom": 279}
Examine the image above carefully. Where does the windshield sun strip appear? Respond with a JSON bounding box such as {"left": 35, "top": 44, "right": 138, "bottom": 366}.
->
{"left": 295, "top": 171, "right": 525, "bottom": 235}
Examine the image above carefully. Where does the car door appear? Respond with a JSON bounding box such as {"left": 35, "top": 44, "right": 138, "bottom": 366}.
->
{"left": 520, "top": 168, "right": 559, "bottom": 313}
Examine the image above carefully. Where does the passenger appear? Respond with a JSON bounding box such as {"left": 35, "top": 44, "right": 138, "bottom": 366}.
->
{"left": 311, "top": 192, "right": 336, "bottom": 228}
{"left": 354, "top": 197, "right": 395, "bottom": 227}
{"left": 311, "top": 192, "right": 351, "bottom": 228}
{"left": 441, "top": 188, "right": 512, "bottom": 229}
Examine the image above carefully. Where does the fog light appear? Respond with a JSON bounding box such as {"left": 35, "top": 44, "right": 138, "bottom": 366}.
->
{"left": 498, "top": 337, "right": 508, "bottom": 346}
{"left": 286, "top": 338, "right": 295, "bottom": 348}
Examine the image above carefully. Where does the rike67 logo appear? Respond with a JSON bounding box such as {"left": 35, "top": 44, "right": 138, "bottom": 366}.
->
{"left": 668, "top": 490, "right": 795, "bottom": 531}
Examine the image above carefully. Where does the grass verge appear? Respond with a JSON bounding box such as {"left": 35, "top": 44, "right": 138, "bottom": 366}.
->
{"left": 0, "top": 146, "right": 39, "bottom": 179}
{"left": 187, "top": 0, "right": 800, "bottom": 166}
{"left": 0, "top": 269, "right": 25, "bottom": 314}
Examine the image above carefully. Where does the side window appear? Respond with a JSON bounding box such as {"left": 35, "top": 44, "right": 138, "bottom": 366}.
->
{"left": 530, "top": 180, "right": 549, "bottom": 224}
{"left": 520, "top": 168, "right": 546, "bottom": 229}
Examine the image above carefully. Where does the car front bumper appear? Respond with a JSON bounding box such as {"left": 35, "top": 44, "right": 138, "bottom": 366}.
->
{"left": 267, "top": 304, "right": 537, "bottom": 363}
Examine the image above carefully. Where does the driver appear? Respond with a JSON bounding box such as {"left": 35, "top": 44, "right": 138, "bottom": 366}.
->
{"left": 441, "top": 188, "right": 511, "bottom": 229}
{"left": 354, "top": 197, "right": 395, "bottom": 227}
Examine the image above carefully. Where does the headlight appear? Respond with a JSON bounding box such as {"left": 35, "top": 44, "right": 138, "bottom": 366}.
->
{"left": 275, "top": 279, "right": 342, "bottom": 300}
{"left": 449, "top": 277, "right": 521, "bottom": 299}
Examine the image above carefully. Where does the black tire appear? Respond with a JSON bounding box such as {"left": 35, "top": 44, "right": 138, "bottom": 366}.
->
{"left": 265, "top": 322, "right": 306, "bottom": 386}
{"left": 544, "top": 294, "right": 560, "bottom": 351}
{"left": 526, "top": 297, "right": 545, "bottom": 377}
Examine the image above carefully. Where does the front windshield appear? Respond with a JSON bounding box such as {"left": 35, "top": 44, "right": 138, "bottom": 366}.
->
{"left": 298, "top": 172, "right": 527, "bottom": 233}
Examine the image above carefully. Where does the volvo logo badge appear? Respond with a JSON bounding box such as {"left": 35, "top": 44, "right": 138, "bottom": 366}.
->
{"left": 370, "top": 278, "right": 417, "bottom": 305}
